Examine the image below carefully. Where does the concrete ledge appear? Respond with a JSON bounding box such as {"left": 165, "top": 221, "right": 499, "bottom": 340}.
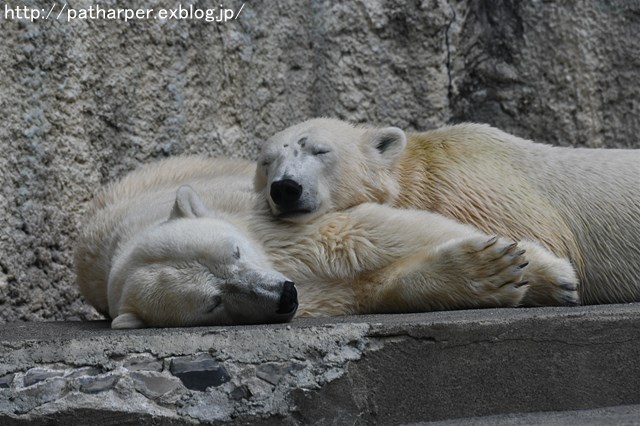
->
{"left": 417, "top": 404, "right": 640, "bottom": 425}
{"left": 1, "top": 304, "right": 640, "bottom": 424}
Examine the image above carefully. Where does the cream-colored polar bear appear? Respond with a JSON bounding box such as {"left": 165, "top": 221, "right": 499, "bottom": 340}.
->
{"left": 255, "top": 118, "right": 640, "bottom": 305}
{"left": 75, "top": 156, "right": 578, "bottom": 328}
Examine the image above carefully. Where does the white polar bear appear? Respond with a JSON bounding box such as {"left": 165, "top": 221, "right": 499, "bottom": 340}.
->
{"left": 255, "top": 118, "right": 640, "bottom": 305}
{"left": 75, "top": 156, "right": 578, "bottom": 328}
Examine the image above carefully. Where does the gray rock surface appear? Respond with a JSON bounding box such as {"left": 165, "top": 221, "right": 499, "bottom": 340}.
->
{"left": 1, "top": 1, "right": 639, "bottom": 321}
{"left": 1, "top": 305, "right": 640, "bottom": 424}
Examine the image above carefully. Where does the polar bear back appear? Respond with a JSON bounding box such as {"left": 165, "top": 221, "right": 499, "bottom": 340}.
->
{"left": 398, "top": 124, "right": 640, "bottom": 303}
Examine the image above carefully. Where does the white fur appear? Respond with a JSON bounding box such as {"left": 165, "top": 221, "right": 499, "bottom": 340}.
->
{"left": 256, "top": 118, "right": 640, "bottom": 304}
{"left": 76, "top": 156, "right": 579, "bottom": 328}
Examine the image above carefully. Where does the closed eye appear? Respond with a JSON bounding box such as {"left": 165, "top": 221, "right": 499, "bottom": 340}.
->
{"left": 312, "top": 147, "right": 330, "bottom": 155}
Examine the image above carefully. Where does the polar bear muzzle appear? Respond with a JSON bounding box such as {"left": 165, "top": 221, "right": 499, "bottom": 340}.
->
{"left": 270, "top": 179, "right": 303, "bottom": 210}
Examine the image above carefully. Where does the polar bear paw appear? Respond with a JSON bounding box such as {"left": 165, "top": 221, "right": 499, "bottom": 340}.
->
{"left": 516, "top": 240, "right": 580, "bottom": 306}
{"left": 441, "top": 235, "right": 531, "bottom": 307}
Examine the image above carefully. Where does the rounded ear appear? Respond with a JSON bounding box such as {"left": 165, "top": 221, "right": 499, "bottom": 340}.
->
{"left": 111, "top": 312, "right": 146, "bottom": 329}
{"left": 367, "top": 127, "right": 407, "bottom": 164}
{"left": 170, "top": 185, "right": 210, "bottom": 220}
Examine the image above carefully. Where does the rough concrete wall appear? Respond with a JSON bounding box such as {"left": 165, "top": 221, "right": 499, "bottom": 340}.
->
{"left": 1, "top": 0, "right": 638, "bottom": 322}
{"left": 450, "top": 1, "right": 640, "bottom": 148}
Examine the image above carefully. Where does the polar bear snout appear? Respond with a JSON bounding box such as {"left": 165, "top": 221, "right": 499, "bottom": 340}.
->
{"left": 277, "top": 280, "right": 298, "bottom": 316}
{"left": 270, "top": 179, "right": 303, "bottom": 209}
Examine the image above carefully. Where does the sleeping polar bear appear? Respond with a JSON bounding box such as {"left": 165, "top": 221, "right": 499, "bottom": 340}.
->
{"left": 75, "top": 156, "right": 578, "bottom": 328}
{"left": 255, "top": 118, "right": 640, "bottom": 305}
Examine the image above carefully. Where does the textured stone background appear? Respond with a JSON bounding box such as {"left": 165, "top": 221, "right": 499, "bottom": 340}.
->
{"left": 0, "top": 0, "right": 638, "bottom": 322}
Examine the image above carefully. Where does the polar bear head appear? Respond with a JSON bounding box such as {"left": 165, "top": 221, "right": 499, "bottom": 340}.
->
{"left": 107, "top": 186, "right": 298, "bottom": 329}
{"left": 255, "top": 118, "right": 407, "bottom": 222}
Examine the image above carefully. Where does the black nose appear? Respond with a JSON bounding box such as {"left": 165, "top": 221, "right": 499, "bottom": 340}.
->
{"left": 277, "top": 281, "right": 298, "bottom": 315}
{"left": 270, "top": 179, "right": 303, "bottom": 207}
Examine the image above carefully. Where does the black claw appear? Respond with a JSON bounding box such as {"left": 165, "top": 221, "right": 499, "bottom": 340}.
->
{"left": 518, "top": 261, "right": 529, "bottom": 269}
{"left": 485, "top": 236, "right": 498, "bottom": 246}
{"left": 502, "top": 242, "right": 518, "bottom": 254}
{"left": 515, "top": 249, "right": 526, "bottom": 257}
{"left": 515, "top": 280, "right": 529, "bottom": 288}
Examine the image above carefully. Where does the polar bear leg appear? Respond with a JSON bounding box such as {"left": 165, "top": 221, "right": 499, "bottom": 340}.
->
{"left": 354, "top": 235, "right": 530, "bottom": 313}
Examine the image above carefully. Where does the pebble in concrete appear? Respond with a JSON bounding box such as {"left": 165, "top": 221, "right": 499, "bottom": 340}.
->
{"left": 229, "top": 384, "right": 252, "bottom": 401}
{"left": 0, "top": 374, "right": 14, "bottom": 389}
{"left": 23, "top": 368, "right": 65, "bottom": 387}
{"left": 13, "top": 378, "right": 67, "bottom": 415}
{"left": 66, "top": 367, "right": 102, "bottom": 379}
{"left": 123, "top": 354, "right": 163, "bottom": 372}
{"left": 78, "top": 374, "right": 119, "bottom": 394}
{"left": 131, "top": 371, "right": 183, "bottom": 400}
{"left": 169, "top": 354, "right": 230, "bottom": 391}
{"left": 256, "top": 362, "right": 291, "bottom": 385}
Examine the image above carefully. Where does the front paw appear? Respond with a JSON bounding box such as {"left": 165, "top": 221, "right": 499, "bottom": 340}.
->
{"left": 517, "top": 240, "right": 580, "bottom": 306}
{"left": 441, "top": 236, "right": 530, "bottom": 307}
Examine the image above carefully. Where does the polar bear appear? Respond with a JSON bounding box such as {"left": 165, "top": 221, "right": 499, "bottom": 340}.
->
{"left": 255, "top": 118, "right": 640, "bottom": 305}
{"left": 75, "top": 156, "right": 578, "bottom": 328}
